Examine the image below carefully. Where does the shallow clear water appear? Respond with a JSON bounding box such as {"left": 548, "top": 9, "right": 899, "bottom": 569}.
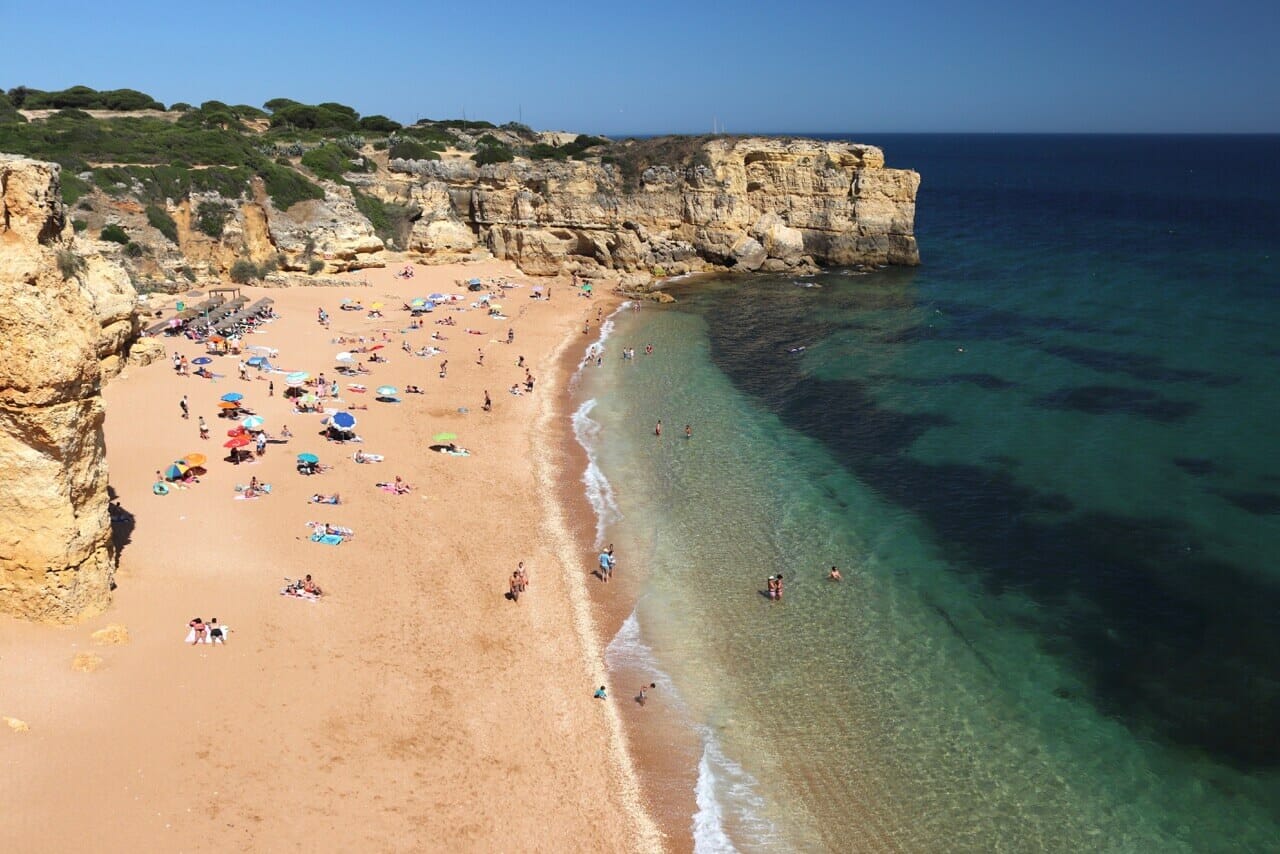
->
{"left": 575, "top": 135, "right": 1280, "bottom": 852}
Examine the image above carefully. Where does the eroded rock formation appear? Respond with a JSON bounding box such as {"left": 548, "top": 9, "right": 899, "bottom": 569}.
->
{"left": 0, "top": 155, "right": 126, "bottom": 621}
{"left": 387, "top": 137, "right": 919, "bottom": 281}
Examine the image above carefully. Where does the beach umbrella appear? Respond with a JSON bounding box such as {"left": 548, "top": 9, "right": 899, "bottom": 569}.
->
{"left": 410, "top": 298, "right": 427, "bottom": 309}
{"left": 301, "top": 392, "right": 317, "bottom": 404}
{"left": 220, "top": 392, "right": 244, "bottom": 403}
{"left": 163, "top": 462, "right": 189, "bottom": 480}
{"left": 335, "top": 352, "right": 354, "bottom": 363}
{"left": 241, "top": 415, "right": 265, "bottom": 431}
{"left": 218, "top": 401, "right": 240, "bottom": 410}
{"left": 429, "top": 293, "right": 447, "bottom": 301}
{"left": 376, "top": 385, "right": 399, "bottom": 397}
{"left": 182, "top": 453, "right": 207, "bottom": 468}
{"left": 468, "top": 279, "right": 481, "bottom": 286}
{"left": 297, "top": 452, "right": 320, "bottom": 464}
{"left": 331, "top": 411, "right": 357, "bottom": 431}
{"left": 286, "top": 371, "right": 310, "bottom": 386}
{"left": 192, "top": 356, "right": 212, "bottom": 365}
{"left": 341, "top": 298, "right": 352, "bottom": 304}
{"left": 227, "top": 426, "right": 246, "bottom": 437}
{"left": 246, "top": 356, "right": 266, "bottom": 367}
{"left": 432, "top": 432, "right": 457, "bottom": 443}
{"left": 371, "top": 302, "right": 384, "bottom": 310}
{"left": 224, "top": 436, "right": 251, "bottom": 448}
{"left": 369, "top": 344, "right": 385, "bottom": 351}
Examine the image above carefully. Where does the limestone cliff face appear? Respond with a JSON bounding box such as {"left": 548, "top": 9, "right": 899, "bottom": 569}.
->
{"left": 387, "top": 137, "right": 920, "bottom": 279}
{"left": 0, "top": 155, "right": 122, "bottom": 622}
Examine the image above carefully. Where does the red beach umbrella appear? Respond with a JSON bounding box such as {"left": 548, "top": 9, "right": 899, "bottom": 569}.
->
{"left": 227, "top": 427, "right": 246, "bottom": 437}
{"left": 224, "top": 436, "right": 251, "bottom": 448}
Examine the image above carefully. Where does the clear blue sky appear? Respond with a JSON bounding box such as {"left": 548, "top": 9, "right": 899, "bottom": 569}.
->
{"left": 4, "top": 0, "right": 1277, "bottom": 133}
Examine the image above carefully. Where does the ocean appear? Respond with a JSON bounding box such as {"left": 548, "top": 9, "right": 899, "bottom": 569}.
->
{"left": 573, "top": 135, "right": 1280, "bottom": 852}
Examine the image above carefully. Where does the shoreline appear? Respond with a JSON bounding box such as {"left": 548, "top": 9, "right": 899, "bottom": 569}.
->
{"left": 552, "top": 299, "right": 704, "bottom": 853}
{"left": 0, "top": 261, "right": 664, "bottom": 851}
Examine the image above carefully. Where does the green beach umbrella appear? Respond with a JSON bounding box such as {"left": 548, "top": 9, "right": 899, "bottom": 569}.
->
{"left": 432, "top": 432, "right": 457, "bottom": 442}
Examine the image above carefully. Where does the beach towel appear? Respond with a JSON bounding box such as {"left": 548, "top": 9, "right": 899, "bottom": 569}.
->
{"left": 377, "top": 483, "right": 401, "bottom": 493}
{"left": 353, "top": 453, "right": 384, "bottom": 463}
{"left": 234, "top": 493, "right": 261, "bottom": 500}
{"left": 310, "top": 532, "right": 344, "bottom": 545}
{"left": 307, "top": 522, "right": 354, "bottom": 537}
{"left": 280, "top": 586, "right": 321, "bottom": 601}
{"left": 235, "top": 483, "right": 272, "bottom": 493}
{"left": 348, "top": 384, "right": 367, "bottom": 393}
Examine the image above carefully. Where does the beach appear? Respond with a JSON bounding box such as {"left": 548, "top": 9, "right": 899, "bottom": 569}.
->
{"left": 0, "top": 260, "right": 663, "bottom": 852}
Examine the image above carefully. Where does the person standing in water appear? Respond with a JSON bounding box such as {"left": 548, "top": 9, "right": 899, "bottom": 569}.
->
{"left": 684, "top": 424, "right": 692, "bottom": 439}
{"left": 828, "top": 566, "right": 842, "bottom": 582}
{"left": 655, "top": 419, "right": 662, "bottom": 437}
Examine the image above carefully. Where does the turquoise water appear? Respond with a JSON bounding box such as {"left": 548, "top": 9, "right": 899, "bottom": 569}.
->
{"left": 576, "top": 136, "right": 1280, "bottom": 851}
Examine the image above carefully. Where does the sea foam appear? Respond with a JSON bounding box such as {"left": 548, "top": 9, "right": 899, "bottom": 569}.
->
{"left": 572, "top": 398, "right": 622, "bottom": 549}
{"left": 606, "top": 609, "right": 776, "bottom": 853}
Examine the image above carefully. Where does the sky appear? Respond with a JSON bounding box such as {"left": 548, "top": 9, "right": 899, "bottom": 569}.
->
{"left": 3, "top": 0, "right": 1278, "bottom": 134}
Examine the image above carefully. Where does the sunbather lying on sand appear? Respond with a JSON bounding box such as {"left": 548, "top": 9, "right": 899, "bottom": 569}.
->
{"left": 309, "top": 493, "right": 341, "bottom": 504}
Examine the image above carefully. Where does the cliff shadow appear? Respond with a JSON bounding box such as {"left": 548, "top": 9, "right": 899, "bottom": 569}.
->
{"left": 107, "top": 485, "right": 135, "bottom": 564}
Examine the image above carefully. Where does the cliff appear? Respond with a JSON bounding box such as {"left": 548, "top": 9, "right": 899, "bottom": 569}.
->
{"left": 383, "top": 136, "right": 919, "bottom": 282}
{"left": 0, "top": 155, "right": 127, "bottom": 621}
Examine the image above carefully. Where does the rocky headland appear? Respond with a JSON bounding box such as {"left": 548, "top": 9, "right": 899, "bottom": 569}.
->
{"left": 0, "top": 91, "right": 919, "bottom": 291}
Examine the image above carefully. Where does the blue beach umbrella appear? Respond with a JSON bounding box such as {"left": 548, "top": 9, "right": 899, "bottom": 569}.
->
{"left": 163, "top": 462, "right": 188, "bottom": 481}
{"left": 376, "top": 385, "right": 399, "bottom": 398}
{"left": 220, "top": 392, "right": 244, "bottom": 403}
{"left": 331, "top": 411, "right": 357, "bottom": 430}
{"left": 297, "top": 453, "right": 320, "bottom": 464}
{"left": 246, "top": 356, "right": 266, "bottom": 367}
{"left": 428, "top": 293, "right": 447, "bottom": 301}
{"left": 192, "top": 356, "right": 212, "bottom": 365}
{"left": 286, "top": 371, "right": 310, "bottom": 386}
{"left": 241, "top": 415, "right": 265, "bottom": 431}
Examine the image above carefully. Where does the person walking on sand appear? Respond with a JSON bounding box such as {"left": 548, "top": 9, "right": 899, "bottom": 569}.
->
{"left": 439, "top": 360, "right": 448, "bottom": 379}
{"left": 598, "top": 548, "right": 614, "bottom": 583}
{"left": 509, "top": 571, "right": 522, "bottom": 603}
{"left": 477, "top": 348, "right": 484, "bottom": 366}
{"left": 507, "top": 327, "right": 514, "bottom": 344}
{"left": 269, "top": 380, "right": 274, "bottom": 397}
{"left": 636, "top": 682, "right": 656, "bottom": 706}
{"left": 483, "top": 390, "right": 492, "bottom": 412}
{"left": 199, "top": 416, "right": 209, "bottom": 440}
{"left": 655, "top": 419, "right": 662, "bottom": 437}
{"left": 180, "top": 395, "right": 189, "bottom": 419}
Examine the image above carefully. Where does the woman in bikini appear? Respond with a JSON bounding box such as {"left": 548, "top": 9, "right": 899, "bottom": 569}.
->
{"left": 189, "top": 617, "right": 207, "bottom": 645}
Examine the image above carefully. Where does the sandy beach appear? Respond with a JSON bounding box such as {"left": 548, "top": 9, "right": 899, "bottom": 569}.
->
{"left": 0, "top": 260, "right": 663, "bottom": 852}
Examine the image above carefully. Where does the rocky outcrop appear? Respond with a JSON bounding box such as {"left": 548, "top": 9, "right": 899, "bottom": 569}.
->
{"left": 387, "top": 136, "right": 919, "bottom": 277}
{"left": 0, "top": 155, "right": 123, "bottom": 622}
{"left": 65, "top": 135, "right": 919, "bottom": 284}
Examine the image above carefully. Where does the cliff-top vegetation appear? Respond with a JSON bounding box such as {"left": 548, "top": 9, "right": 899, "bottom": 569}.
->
{"left": 0, "top": 85, "right": 613, "bottom": 213}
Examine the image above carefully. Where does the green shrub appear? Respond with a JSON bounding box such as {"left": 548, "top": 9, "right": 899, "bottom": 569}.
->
{"left": 229, "top": 259, "right": 259, "bottom": 283}
{"left": 308, "top": 258, "right": 325, "bottom": 274}
{"left": 61, "top": 172, "right": 90, "bottom": 204}
{"left": 123, "top": 241, "right": 144, "bottom": 258}
{"left": 473, "top": 144, "right": 514, "bottom": 166}
{"left": 100, "top": 223, "right": 129, "bottom": 243}
{"left": 372, "top": 139, "right": 388, "bottom": 151}
{"left": 56, "top": 249, "right": 86, "bottom": 279}
{"left": 169, "top": 102, "right": 193, "bottom": 112}
{"left": 388, "top": 138, "right": 440, "bottom": 161}
{"left": 146, "top": 204, "right": 179, "bottom": 243}
{"left": 300, "top": 144, "right": 352, "bottom": 181}
{"left": 359, "top": 115, "right": 401, "bottom": 132}
{"left": 264, "top": 97, "right": 300, "bottom": 112}
{"left": 180, "top": 265, "right": 197, "bottom": 282}
{"left": 195, "top": 200, "right": 234, "bottom": 238}
{"left": 0, "top": 93, "right": 24, "bottom": 124}
{"left": 72, "top": 219, "right": 88, "bottom": 232}
{"left": 21, "top": 85, "right": 163, "bottom": 111}
{"left": 259, "top": 162, "right": 324, "bottom": 210}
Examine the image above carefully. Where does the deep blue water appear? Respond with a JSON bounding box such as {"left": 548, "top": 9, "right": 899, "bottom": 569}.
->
{"left": 584, "top": 134, "right": 1280, "bottom": 850}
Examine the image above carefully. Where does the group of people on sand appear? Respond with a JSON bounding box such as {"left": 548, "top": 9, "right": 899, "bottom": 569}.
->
{"left": 508, "top": 562, "right": 530, "bottom": 603}
{"left": 186, "top": 617, "right": 228, "bottom": 645}
{"left": 281, "top": 574, "right": 324, "bottom": 598}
